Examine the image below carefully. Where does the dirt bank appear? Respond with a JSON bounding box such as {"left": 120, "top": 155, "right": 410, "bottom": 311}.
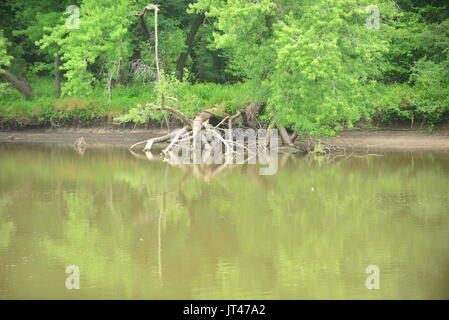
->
{"left": 1, "top": 128, "right": 448, "bottom": 152}
{"left": 0, "top": 128, "right": 167, "bottom": 149}
{"left": 321, "top": 129, "right": 449, "bottom": 152}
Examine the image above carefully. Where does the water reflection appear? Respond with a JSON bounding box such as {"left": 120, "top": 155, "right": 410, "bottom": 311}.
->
{"left": 0, "top": 145, "right": 448, "bottom": 299}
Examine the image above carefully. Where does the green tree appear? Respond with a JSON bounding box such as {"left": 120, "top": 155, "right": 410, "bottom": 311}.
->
{"left": 192, "top": 0, "right": 399, "bottom": 135}
{"left": 39, "top": 0, "right": 135, "bottom": 97}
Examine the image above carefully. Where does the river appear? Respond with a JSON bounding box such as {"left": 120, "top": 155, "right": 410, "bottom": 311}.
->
{"left": 0, "top": 144, "right": 448, "bottom": 299}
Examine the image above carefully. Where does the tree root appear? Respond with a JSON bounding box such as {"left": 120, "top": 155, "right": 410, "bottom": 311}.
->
{"left": 130, "top": 103, "right": 303, "bottom": 164}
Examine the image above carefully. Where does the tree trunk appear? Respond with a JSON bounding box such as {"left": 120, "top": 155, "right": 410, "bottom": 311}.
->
{"left": 279, "top": 126, "right": 294, "bottom": 146}
{"left": 0, "top": 70, "right": 33, "bottom": 99}
{"left": 272, "top": 115, "right": 294, "bottom": 146}
{"left": 54, "top": 55, "right": 62, "bottom": 97}
{"left": 140, "top": 13, "right": 154, "bottom": 42}
{"left": 176, "top": 13, "right": 205, "bottom": 81}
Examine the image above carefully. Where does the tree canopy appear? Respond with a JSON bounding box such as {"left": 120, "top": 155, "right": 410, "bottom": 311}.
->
{"left": 1, "top": 0, "right": 448, "bottom": 134}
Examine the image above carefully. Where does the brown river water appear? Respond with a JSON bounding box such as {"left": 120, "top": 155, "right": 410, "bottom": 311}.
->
{"left": 0, "top": 144, "right": 448, "bottom": 299}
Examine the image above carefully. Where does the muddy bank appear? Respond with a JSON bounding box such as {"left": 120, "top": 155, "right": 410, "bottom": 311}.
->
{"left": 0, "top": 128, "right": 166, "bottom": 149}
{"left": 0, "top": 128, "right": 449, "bottom": 152}
{"left": 322, "top": 129, "right": 449, "bottom": 152}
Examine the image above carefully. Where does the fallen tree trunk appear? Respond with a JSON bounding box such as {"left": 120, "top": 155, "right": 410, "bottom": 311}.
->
{"left": 244, "top": 102, "right": 262, "bottom": 128}
{"left": 272, "top": 116, "right": 294, "bottom": 147}
{"left": 131, "top": 105, "right": 247, "bottom": 152}
{"left": 143, "top": 131, "right": 173, "bottom": 151}
{"left": 129, "top": 103, "right": 303, "bottom": 166}
{"left": 279, "top": 127, "right": 294, "bottom": 147}
{"left": 0, "top": 70, "right": 33, "bottom": 99}
{"left": 163, "top": 126, "right": 188, "bottom": 154}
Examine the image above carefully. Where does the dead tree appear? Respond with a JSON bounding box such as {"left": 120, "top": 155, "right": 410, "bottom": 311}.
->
{"left": 0, "top": 70, "right": 33, "bottom": 99}
{"left": 128, "top": 4, "right": 300, "bottom": 162}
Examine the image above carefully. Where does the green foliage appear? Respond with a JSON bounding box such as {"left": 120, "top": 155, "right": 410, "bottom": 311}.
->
{"left": 379, "top": 9, "right": 425, "bottom": 83}
{"left": 0, "top": 77, "right": 155, "bottom": 126}
{"left": 2, "top": 0, "right": 449, "bottom": 132}
{"left": 0, "top": 75, "right": 258, "bottom": 127}
{"left": 194, "top": 0, "right": 278, "bottom": 80}
{"left": 368, "top": 76, "right": 449, "bottom": 129}
{"left": 115, "top": 74, "right": 259, "bottom": 123}
{"left": 38, "top": 0, "right": 135, "bottom": 96}
{"left": 271, "top": 1, "right": 393, "bottom": 135}
{"left": 191, "top": 0, "right": 398, "bottom": 135}
{"left": 0, "top": 31, "right": 12, "bottom": 70}
{"left": 366, "top": 14, "right": 449, "bottom": 128}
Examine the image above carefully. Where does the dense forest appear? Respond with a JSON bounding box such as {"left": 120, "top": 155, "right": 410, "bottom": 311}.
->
{"left": 0, "top": 0, "right": 448, "bottom": 136}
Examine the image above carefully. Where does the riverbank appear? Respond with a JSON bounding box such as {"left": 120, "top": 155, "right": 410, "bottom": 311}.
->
{"left": 1, "top": 127, "right": 448, "bottom": 152}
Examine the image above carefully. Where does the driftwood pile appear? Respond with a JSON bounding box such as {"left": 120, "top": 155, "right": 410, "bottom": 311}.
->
{"left": 129, "top": 102, "right": 300, "bottom": 163}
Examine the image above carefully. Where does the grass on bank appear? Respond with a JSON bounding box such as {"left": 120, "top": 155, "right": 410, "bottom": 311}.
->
{"left": 0, "top": 77, "right": 258, "bottom": 127}
{"left": 0, "top": 77, "right": 154, "bottom": 126}
{"left": 1, "top": 76, "right": 448, "bottom": 131}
